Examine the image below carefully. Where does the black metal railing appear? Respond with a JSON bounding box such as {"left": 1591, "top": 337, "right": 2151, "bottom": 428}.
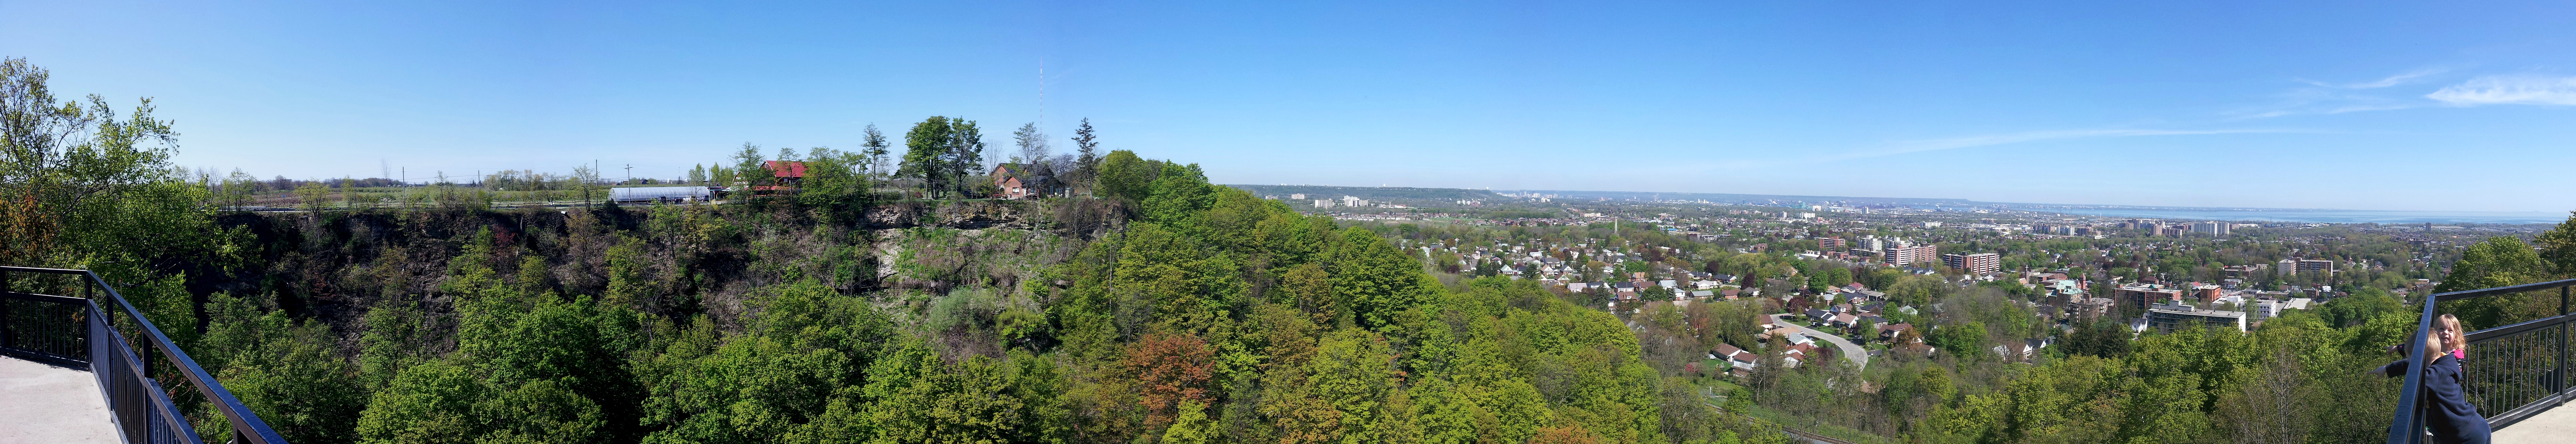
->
{"left": 2385, "top": 279, "right": 2575, "bottom": 444}
{"left": 0, "top": 266, "right": 287, "bottom": 444}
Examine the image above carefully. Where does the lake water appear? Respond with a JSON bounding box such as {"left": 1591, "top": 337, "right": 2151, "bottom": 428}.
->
{"left": 2013, "top": 207, "right": 2565, "bottom": 225}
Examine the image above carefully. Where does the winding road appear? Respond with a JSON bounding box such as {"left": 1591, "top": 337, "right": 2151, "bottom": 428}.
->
{"left": 1772, "top": 314, "right": 1868, "bottom": 369}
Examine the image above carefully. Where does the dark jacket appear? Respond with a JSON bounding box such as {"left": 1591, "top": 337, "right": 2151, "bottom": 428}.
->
{"left": 2380, "top": 354, "right": 2491, "bottom": 444}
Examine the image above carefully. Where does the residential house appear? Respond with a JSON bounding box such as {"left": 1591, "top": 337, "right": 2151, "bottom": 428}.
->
{"left": 1712, "top": 344, "right": 1759, "bottom": 372}
{"left": 1877, "top": 323, "right": 1913, "bottom": 341}
{"left": 990, "top": 163, "right": 1059, "bottom": 199}
{"left": 754, "top": 160, "right": 807, "bottom": 195}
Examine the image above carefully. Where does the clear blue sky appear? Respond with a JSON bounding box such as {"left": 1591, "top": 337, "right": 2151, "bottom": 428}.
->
{"left": 5, "top": 1, "right": 2574, "bottom": 212}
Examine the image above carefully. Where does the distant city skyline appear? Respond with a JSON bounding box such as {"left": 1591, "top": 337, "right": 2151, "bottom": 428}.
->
{"left": 4, "top": 1, "right": 2573, "bottom": 211}
{"left": 1230, "top": 184, "right": 2567, "bottom": 224}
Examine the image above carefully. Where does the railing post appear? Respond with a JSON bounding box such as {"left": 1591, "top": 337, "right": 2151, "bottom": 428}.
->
{"left": 1, "top": 269, "right": 12, "bottom": 350}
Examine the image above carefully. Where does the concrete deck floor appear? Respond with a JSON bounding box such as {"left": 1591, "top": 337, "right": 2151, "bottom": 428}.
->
{"left": 2497, "top": 401, "right": 2576, "bottom": 444}
{"left": 0, "top": 355, "right": 118, "bottom": 443}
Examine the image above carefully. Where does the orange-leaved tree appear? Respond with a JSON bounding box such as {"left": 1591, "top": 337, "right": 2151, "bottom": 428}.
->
{"left": 1125, "top": 333, "right": 1214, "bottom": 431}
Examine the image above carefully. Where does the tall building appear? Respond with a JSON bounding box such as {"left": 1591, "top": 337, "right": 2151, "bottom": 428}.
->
{"left": 1943, "top": 252, "right": 2001, "bottom": 274}
{"left": 1885, "top": 244, "right": 1937, "bottom": 267}
{"left": 2189, "top": 222, "right": 2230, "bottom": 235}
{"left": 1818, "top": 236, "right": 1847, "bottom": 252}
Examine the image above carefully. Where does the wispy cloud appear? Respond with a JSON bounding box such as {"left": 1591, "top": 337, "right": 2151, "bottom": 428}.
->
{"left": 2427, "top": 75, "right": 2576, "bottom": 106}
{"left": 2235, "top": 67, "right": 2454, "bottom": 119}
{"left": 1825, "top": 128, "right": 2289, "bottom": 162}
{"left": 2296, "top": 67, "right": 2446, "bottom": 89}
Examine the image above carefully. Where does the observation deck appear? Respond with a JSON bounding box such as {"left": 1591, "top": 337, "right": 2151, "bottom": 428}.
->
{"left": 0, "top": 266, "right": 287, "bottom": 444}
{"left": 2386, "top": 279, "right": 2576, "bottom": 444}
{"left": 2493, "top": 405, "right": 2574, "bottom": 442}
{"left": 0, "top": 354, "right": 117, "bottom": 442}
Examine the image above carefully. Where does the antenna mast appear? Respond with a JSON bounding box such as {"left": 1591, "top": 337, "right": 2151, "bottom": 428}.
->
{"left": 1038, "top": 58, "right": 1046, "bottom": 128}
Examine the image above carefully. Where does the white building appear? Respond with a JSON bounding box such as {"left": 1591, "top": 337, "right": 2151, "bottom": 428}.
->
{"left": 2190, "top": 222, "right": 2230, "bottom": 235}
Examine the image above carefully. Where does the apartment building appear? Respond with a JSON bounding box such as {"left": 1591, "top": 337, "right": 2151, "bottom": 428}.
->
{"left": 1942, "top": 252, "right": 2001, "bottom": 274}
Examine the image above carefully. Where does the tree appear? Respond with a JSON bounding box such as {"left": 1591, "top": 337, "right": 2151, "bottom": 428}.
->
{"left": 1070, "top": 118, "right": 1099, "bottom": 189}
{"left": 898, "top": 117, "right": 985, "bottom": 198}
{"left": 2537, "top": 211, "right": 2576, "bottom": 274}
{"left": 796, "top": 146, "right": 870, "bottom": 212}
{"left": 1011, "top": 122, "right": 1050, "bottom": 165}
{"left": 0, "top": 57, "right": 184, "bottom": 265}
{"left": 296, "top": 179, "right": 329, "bottom": 213}
{"left": 1126, "top": 333, "right": 1216, "bottom": 430}
{"left": 2063, "top": 319, "right": 2130, "bottom": 358}
{"left": 206, "top": 301, "right": 368, "bottom": 444}
{"left": 571, "top": 163, "right": 602, "bottom": 206}
{"left": 1329, "top": 228, "right": 1441, "bottom": 329}
{"left": 2320, "top": 288, "right": 2402, "bottom": 328}
{"left": 1162, "top": 400, "right": 1216, "bottom": 444}
{"left": 2438, "top": 236, "right": 2555, "bottom": 329}
{"left": 946, "top": 119, "right": 985, "bottom": 197}
{"left": 900, "top": 117, "right": 955, "bottom": 197}
{"left": 730, "top": 143, "right": 765, "bottom": 190}
{"left": 1095, "top": 150, "right": 1155, "bottom": 201}
{"left": 862, "top": 124, "right": 891, "bottom": 179}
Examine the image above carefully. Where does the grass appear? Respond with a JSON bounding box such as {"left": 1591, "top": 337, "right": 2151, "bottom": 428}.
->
{"left": 1683, "top": 377, "right": 1902, "bottom": 444}
{"left": 1739, "top": 405, "right": 1904, "bottom": 444}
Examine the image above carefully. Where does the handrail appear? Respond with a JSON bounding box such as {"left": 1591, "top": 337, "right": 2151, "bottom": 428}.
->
{"left": 2432, "top": 277, "right": 2576, "bottom": 303}
{"left": 2386, "top": 278, "right": 2576, "bottom": 444}
{"left": 2385, "top": 294, "right": 2437, "bottom": 444}
{"left": 1, "top": 266, "right": 288, "bottom": 444}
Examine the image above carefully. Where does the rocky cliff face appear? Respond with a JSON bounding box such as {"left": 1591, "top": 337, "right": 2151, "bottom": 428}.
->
{"left": 862, "top": 198, "right": 1126, "bottom": 239}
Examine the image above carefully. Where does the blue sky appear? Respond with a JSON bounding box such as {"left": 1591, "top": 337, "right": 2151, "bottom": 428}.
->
{"left": 5, "top": 1, "right": 2574, "bottom": 212}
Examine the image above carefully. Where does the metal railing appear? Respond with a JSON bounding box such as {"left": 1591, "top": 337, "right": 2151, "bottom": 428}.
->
{"left": 0, "top": 266, "right": 287, "bottom": 444}
{"left": 2385, "top": 279, "right": 2575, "bottom": 444}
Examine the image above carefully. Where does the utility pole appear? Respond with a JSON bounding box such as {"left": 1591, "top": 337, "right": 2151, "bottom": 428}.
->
{"left": 624, "top": 164, "right": 633, "bottom": 184}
